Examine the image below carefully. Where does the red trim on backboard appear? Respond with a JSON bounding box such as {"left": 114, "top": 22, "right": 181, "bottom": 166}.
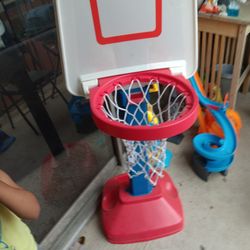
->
{"left": 90, "top": 0, "right": 162, "bottom": 45}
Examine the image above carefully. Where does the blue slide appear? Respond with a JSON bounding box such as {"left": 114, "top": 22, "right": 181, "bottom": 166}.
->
{"left": 189, "top": 76, "right": 237, "bottom": 175}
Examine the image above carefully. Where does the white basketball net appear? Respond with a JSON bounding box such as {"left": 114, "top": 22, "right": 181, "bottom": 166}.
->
{"left": 102, "top": 79, "right": 186, "bottom": 186}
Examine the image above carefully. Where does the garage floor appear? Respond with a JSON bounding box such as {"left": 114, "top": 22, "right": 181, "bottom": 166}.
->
{"left": 73, "top": 92, "right": 250, "bottom": 250}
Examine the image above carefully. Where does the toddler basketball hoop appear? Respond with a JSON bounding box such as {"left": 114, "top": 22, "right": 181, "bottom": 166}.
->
{"left": 56, "top": 0, "right": 198, "bottom": 244}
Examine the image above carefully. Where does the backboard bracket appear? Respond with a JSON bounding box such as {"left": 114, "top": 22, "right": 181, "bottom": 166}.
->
{"left": 169, "top": 65, "right": 187, "bottom": 76}
{"left": 82, "top": 79, "right": 98, "bottom": 98}
{"left": 81, "top": 64, "right": 186, "bottom": 98}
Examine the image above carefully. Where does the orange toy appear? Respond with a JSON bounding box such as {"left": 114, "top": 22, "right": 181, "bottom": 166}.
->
{"left": 199, "top": 108, "right": 242, "bottom": 138}
{"left": 199, "top": 0, "right": 220, "bottom": 14}
{"left": 194, "top": 72, "right": 242, "bottom": 137}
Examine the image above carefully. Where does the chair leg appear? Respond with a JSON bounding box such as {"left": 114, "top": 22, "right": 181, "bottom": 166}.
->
{"left": 51, "top": 57, "right": 61, "bottom": 99}
{"left": 40, "top": 85, "right": 46, "bottom": 104}
{"left": 51, "top": 84, "right": 57, "bottom": 99}
{"left": 8, "top": 95, "right": 40, "bottom": 136}
{"left": 1, "top": 95, "right": 15, "bottom": 129}
{"left": 243, "top": 72, "right": 250, "bottom": 94}
{"left": 49, "top": 80, "right": 69, "bottom": 105}
{"left": 50, "top": 74, "right": 57, "bottom": 99}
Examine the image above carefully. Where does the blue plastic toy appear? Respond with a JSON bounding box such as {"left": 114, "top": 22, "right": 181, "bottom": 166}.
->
{"left": 189, "top": 76, "right": 237, "bottom": 181}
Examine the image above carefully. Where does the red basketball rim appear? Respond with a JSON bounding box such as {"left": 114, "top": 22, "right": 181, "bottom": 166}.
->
{"left": 90, "top": 69, "right": 198, "bottom": 141}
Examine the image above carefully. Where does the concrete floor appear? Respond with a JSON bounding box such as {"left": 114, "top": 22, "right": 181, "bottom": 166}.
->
{"left": 73, "top": 92, "right": 250, "bottom": 250}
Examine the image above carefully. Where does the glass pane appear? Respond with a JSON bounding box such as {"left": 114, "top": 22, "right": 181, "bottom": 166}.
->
{"left": 0, "top": 0, "right": 114, "bottom": 243}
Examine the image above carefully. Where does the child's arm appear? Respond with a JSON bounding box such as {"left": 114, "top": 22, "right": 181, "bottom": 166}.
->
{"left": 0, "top": 170, "right": 40, "bottom": 220}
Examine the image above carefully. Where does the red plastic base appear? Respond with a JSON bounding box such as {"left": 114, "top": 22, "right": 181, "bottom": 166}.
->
{"left": 101, "top": 172, "right": 184, "bottom": 244}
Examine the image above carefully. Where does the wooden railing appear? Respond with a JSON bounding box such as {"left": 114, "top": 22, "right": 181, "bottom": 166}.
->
{"left": 198, "top": 14, "right": 250, "bottom": 108}
{"left": 198, "top": 17, "right": 238, "bottom": 98}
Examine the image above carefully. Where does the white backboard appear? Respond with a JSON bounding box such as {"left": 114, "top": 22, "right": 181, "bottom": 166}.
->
{"left": 55, "top": 0, "right": 198, "bottom": 96}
